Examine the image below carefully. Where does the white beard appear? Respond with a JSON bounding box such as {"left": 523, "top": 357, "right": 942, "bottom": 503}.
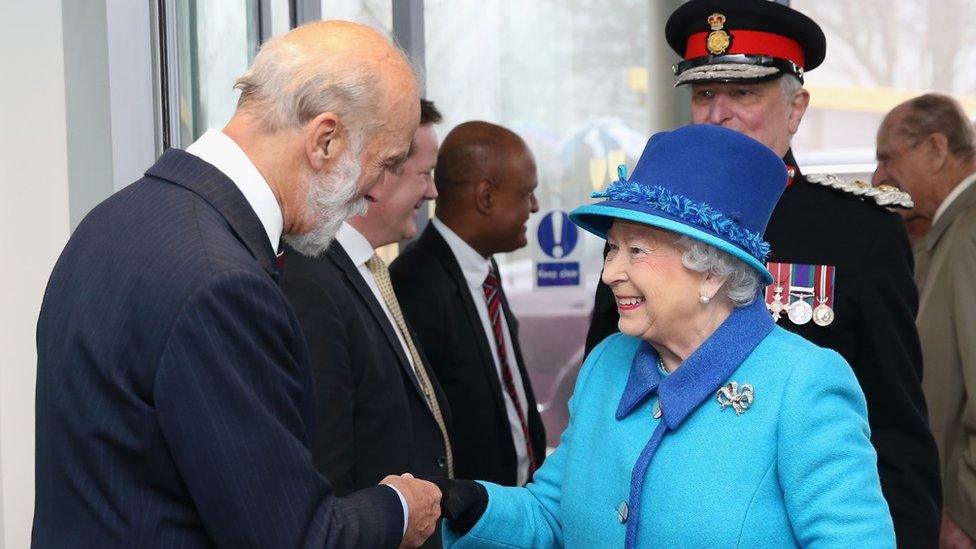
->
{"left": 282, "top": 149, "right": 365, "bottom": 257}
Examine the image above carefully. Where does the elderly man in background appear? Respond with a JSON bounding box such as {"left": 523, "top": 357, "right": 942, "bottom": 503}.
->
{"left": 875, "top": 93, "right": 976, "bottom": 549}
{"left": 584, "top": 1, "right": 941, "bottom": 545}
{"left": 33, "top": 21, "right": 439, "bottom": 548}
{"left": 282, "top": 98, "right": 453, "bottom": 548}
{"left": 390, "top": 121, "right": 547, "bottom": 488}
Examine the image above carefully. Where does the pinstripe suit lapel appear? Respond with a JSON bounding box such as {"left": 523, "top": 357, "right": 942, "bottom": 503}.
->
{"left": 146, "top": 149, "right": 280, "bottom": 282}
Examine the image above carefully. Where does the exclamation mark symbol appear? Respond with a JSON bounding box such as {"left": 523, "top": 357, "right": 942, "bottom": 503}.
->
{"left": 551, "top": 212, "right": 564, "bottom": 259}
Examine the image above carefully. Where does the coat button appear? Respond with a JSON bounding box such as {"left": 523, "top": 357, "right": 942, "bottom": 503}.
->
{"left": 437, "top": 456, "right": 447, "bottom": 469}
{"left": 616, "top": 501, "right": 629, "bottom": 523}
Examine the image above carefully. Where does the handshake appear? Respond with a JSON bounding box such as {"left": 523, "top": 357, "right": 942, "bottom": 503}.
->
{"left": 380, "top": 474, "right": 488, "bottom": 548}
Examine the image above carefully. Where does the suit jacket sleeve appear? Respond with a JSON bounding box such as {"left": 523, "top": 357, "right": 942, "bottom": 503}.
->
{"left": 283, "top": 274, "right": 358, "bottom": 496}
{"left": 947, "top": 232, "right": 976, "bottom": 535}
{"left": 779, "top": 347, "right": 896, "bottom": 547}
{"left": 154, "top": 269, "right": 402, "bottom": 548}
{"left": 856, "top": 216, "right": 942, "bottom": 545}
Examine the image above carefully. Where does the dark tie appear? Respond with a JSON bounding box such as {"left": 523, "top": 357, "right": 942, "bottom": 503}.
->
{"left": 482, "top": 264, "right": 536, "bottom": 477}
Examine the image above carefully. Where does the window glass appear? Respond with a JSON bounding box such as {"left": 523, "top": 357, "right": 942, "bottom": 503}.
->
{"left": 792, "top": 0, "right": 976, "bottom": 176}
{"left": 425, "top": 0, "right": 662, "bottom": 445}
{"left": 320, "top": 0, "right": 392, "bottom": 37}
{"left": 172, "top": 0, "right": 261, "bottom": 145}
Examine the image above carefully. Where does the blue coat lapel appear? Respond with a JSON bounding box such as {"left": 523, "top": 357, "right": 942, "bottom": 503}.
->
{"left": 618, "top": 297, "right": 774, "bottom": 549}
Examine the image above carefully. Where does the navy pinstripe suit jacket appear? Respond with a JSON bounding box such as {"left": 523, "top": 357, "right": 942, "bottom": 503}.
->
{"left": 33, "top": 149, "right": 403, "bottom": 548}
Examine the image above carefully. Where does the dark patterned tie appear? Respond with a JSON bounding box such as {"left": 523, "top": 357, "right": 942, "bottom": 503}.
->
{"left": 482, "top": 264, "right": 536, "bottom": 478}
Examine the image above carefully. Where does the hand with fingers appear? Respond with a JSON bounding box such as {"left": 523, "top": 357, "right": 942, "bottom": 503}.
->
{"left": 381, "top": 473, "right": 442, "bottom": 548}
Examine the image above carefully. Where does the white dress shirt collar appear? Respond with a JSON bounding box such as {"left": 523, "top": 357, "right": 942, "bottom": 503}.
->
{"left": 430, "top": 216, "right": 492, "bottom": 288}
{"left": 430, "top": 217, "right": 531, "bottom": 485}
{"left": 335, "top": 222, "right": 375, "bottom": 266}
{"left": 933, "top": 171, "right": 976, "bottom": 225}
{"left": 186, "top": 129, "right": 283, "bottom": 252}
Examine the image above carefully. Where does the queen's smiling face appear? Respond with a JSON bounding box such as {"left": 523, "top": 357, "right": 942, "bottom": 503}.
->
{"left": 602, "top": 220, "right": 705, "bottom": 343}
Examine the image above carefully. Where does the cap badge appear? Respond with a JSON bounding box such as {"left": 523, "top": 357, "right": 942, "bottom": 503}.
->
{"left": 706, "top": 12, "right": 731, "bottom": 55}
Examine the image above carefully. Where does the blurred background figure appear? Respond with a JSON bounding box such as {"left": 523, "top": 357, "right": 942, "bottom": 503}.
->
{"left": 391, "top": 121, "right": 546, "bottom": 488}
{"left": 281, "top": 99, "right": 452, "bottom": 548}
{"left": 876, "top": 93, "right": 976, "bottom": 549}
{"left": 872, "top": 169, "right": 933, "bottom": 245}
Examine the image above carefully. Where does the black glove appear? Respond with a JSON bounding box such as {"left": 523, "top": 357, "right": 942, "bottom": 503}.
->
{"left": 426, "top": 477, "right": 488, "bottom": 535}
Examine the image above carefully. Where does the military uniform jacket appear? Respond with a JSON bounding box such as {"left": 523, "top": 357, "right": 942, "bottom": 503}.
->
{"left": 915, "top": 177, "right": 976, "bottom": 540}
{"left": 445, "top": 300, "right": 894, "bottom": 548}
{"left": 765, "top": 151, "right": 941, "bottom": 548}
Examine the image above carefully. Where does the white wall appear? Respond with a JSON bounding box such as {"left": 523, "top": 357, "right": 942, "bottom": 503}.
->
{"left": 0, "top": 1, "right": 71, "bottom": 547}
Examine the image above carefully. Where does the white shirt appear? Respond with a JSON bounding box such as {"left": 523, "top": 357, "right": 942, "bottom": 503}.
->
{"left": 184, "top": 131, "right": 409, "bottom": 535}
{"left": 335, "top": 223, "right": 418, "bottom": 374}
{"left": 933, "top": 171, "right": 976, "bottom": 226}
{"left": 186, "top": 130, "right": 283, "bottom": 251}
{"left": 430, "top": 217, "right": 532, "bottom": 486}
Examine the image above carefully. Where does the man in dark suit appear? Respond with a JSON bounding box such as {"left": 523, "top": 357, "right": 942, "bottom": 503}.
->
{"left": 282, "top": 99, "right": 453, "bottom": 547}
{"left": 585, "top": 1, "right": 942, "bottom": 546}
{"left": 390, "top": 121, "right": 546, "bottom": 488}
{"left": 33, "top": 21, "right": 440, "bottom": 548}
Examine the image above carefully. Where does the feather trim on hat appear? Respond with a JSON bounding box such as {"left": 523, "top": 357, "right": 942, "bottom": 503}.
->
{"left": 593, "top": 180, "right": 772, "bottom": 261}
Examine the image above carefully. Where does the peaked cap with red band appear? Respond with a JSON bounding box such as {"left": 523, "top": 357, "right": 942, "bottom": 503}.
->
{"left": 665, "top": 0, "right": 825, "bottom": 85}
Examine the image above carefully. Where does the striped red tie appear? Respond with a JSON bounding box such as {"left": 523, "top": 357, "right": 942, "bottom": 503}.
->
{"left": 482, "top": 265, "right": 536, "bottom": 478}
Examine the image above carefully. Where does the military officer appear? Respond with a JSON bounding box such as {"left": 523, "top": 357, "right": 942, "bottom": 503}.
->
{"left": 584, "top": 1, "right": 941, "bottom": 546}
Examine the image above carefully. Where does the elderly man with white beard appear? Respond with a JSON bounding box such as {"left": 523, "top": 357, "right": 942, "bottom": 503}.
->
{"left": 32, "top": 20, "right": 441, "bottom": 549}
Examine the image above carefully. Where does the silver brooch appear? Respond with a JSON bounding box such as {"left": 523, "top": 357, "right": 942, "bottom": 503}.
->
{"left": 716, "top": 382, "right": 755, "bottom": 415}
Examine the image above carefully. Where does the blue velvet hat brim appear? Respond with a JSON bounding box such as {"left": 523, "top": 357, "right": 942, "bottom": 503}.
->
{"left": 570, "top": 201, "right": 773, "bottom": 284}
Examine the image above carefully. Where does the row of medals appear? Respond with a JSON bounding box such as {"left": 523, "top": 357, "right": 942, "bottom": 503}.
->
{"left": 768, "top": 282, "right": 835, "bottom": 327}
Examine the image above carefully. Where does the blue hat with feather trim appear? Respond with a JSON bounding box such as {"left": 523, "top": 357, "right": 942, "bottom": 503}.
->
{"left": 569, "top": 124, "right": 786, "bottom": 284}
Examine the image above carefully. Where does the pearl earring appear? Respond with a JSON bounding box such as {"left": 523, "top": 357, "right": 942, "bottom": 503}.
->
{"left": 699, "top": 294, "right": 710, "bottom": 304}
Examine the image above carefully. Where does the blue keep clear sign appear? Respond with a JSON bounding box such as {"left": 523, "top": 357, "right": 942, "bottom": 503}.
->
{"left": 535, "top": 210, "right": 580, "bottom": 287}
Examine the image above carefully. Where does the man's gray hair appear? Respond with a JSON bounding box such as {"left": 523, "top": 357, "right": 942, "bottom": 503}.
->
{"left": 778, "top": 74, "right": 802, "bottom": 100}
{"left": 897, "top": 93, "right": 976, "bottom": 162}
{"left": 233, "top": 34, "right": 379, "bottom": 144}
{"left": 675, "top": 236, "right": 761, "bottom": 307}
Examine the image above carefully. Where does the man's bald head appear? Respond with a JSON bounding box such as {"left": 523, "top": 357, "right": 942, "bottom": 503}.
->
{"left": 226, "top": 20, "right": 420, "bottom": 256}
{"left": 234, "top": 20, "right": 418, "bottom": 140}
{"left": 434, "top": 121, "right": 539, "bottom": 257}
{"left": 435, "top": 121, "right": 530, "bottom": 206}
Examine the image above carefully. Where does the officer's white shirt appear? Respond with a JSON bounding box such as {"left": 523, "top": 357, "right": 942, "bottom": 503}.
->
{"left": 430, "top": 216, "right": 531, "bottom": 486}
{"left": 185, "top": 129, "right": 410, "bottom": 536}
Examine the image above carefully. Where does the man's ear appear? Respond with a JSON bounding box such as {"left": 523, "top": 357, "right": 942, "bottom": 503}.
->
{"left": 474, "top": 180, "right": 493, "bottom": 215}
{"left": 304, "top": 112, "right": 342, "bottom": 171}
{"left": 925, "top": 132, "right": 950, "bottom": 173}
{"left": 786, "top": 88, "right": 810, "bottom": 135}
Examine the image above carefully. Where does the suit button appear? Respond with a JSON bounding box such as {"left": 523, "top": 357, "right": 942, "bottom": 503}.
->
{"left": 437, "top": 456, "right": 447, "bottom": 469}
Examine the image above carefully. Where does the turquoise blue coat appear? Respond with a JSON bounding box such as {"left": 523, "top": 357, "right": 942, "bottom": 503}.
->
{"left": 444, "top": 299, "right": 895, "bottom": 548}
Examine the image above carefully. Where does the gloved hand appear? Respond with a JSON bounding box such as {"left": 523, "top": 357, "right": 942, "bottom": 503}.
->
{"left": 425, "top": 477, "right": 488, "bottom": 535}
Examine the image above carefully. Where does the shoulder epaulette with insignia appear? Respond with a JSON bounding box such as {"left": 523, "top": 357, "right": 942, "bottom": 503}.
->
{"left": 806, "top": 173, "right": 914, "bottom": 209}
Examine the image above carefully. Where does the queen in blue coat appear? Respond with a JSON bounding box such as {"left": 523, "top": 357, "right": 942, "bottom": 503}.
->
{"left": 434, "top": 125, "right": 895, "bottom": 548}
